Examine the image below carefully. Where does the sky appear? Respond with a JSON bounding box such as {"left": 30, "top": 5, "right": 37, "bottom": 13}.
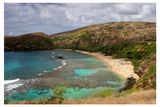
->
{"left": 4, "top": 3, "right": 156, "bottom": 36}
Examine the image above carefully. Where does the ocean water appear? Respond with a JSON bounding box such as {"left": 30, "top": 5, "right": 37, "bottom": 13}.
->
{"left": 4, "top": 50, "right": 126, "bottom": 102}
{"left": 5, "top": 51, "right": 62, "bottom": 80}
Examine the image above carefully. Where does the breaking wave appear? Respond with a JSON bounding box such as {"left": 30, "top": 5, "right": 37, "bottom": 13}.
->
{"left": 4, "top": 79, "right": 23, "bottom": 92}
{"left": 53, "top": 59, "right": 67, "bottom": 70}
{"left": 4, "top": 79, "right": 20, "bottom": 85}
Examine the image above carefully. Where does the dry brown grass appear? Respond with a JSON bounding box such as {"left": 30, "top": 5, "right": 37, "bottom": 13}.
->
{"left": 65, "top": 89, "right": 156, "bottom": 104}
{"left": 7, "top": 100, "right": 32, "bottom": 104}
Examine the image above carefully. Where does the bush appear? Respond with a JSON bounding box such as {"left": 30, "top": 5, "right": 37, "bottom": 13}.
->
{"left": 117, "top": 43, "right": 156, "bottom": 60}
{"left": 89, "top": 88, "right": 114, "bottom": 98}
{"left": 123, "top": 31, "right": 128, "bottom": 36}
{"left": 51, "top": 87, "right": 67, "bottom": 104}
{"left": 117, "top": 88, "right": 143, "bottom": 97}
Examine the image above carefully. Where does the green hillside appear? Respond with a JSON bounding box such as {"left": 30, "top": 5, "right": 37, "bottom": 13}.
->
{"left": 5, "top": 32, "right": 54, "bottom": 51}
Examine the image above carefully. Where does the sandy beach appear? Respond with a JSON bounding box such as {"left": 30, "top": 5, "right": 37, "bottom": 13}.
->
{"left": 75, "top": 50, "right": 140, "bottom": 80}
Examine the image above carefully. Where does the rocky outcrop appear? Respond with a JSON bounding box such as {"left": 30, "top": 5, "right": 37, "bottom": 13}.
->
{"left": 119, "top": 77, "right": 137, "bottom": 92}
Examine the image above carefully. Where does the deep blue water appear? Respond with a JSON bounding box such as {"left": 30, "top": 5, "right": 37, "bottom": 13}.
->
{"left": 5, "top": 51, "right": 61, "bottom": 80}
{"left": 4, "top": 50, "right": 126, "bottom": 102}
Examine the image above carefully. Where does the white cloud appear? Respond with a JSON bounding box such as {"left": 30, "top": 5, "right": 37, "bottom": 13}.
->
{"left": 8, "top": 32, "right": 13, "bottom": 35}
{"left": 4, "top": 3, "right": 156, "bottom": 36}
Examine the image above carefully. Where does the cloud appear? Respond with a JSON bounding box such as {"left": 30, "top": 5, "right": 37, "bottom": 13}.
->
{"left": 4, "top": 3, "right": 156, "bottom": 36}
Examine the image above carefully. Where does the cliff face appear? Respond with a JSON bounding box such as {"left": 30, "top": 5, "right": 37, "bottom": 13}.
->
{"left": 4, "top": 32, "right": 54, "bottom": 51}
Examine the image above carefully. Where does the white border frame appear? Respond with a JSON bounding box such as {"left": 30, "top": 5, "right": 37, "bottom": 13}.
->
{"left": 0, "top": 0, "right": 159, "bottom": 107}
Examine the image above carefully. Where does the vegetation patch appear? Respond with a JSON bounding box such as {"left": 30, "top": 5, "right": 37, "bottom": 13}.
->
{"left": 135, "top": 63, "right": 156, "bottom": 89}
{"left": 89, "top": 88, "right": 114, "bottom": 98}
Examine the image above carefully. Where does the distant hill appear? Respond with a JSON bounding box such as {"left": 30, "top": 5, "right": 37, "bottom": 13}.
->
{"left": 5, "top": 32, "right": 54, "bottom": 51}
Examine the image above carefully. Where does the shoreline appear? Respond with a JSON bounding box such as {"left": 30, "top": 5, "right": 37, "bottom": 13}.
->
{"left": 57, "top": 49, "right": 139, "bottom": 80}
{"left": 75, "top": 50, "right": 140, "bottom": 80}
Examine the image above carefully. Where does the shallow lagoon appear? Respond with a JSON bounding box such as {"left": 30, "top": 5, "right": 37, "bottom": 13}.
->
{"left": 4, "top": 50, "right": 126, "bottom": 102}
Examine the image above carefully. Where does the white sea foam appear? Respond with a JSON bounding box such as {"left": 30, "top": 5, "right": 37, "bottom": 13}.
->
{"left": 50, "top": 52, "right": 56, "bottom": 59}
{"left": 53, "top": 68, "right": 58, "bottom": 70}
{"left": 51, "top": 55, "right": 55, "bottom": 59}
{"left": 38, "top": 73, "right": 43, "bottom": 76}
{"left": 5, "top": 83, "right": 23, "bottom": 91}
{"left": 52, "top": 60, "right": 67, "bottom": 71}
{"left": 4, "top": 79, "right": 23, "bottom": 91}
{"left": 43, "top": 71, "right": 48, "bottom": 73}
{"left": 4, "top": 79, "right": 20, "bottom": 85}
{"left": 53, "top": 66, "right": 63, "bottom": 70}
{"left": 61, "top": 60, "right": 67, "bottom": 66}
{"left": 58, "top": 66, "right": 63, "bottom": 69}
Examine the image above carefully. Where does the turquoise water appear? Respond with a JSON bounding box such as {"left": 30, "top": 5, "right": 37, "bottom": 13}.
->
{"left": 4, "top": 50, "right": 126, "bottom": 102}
{"left": 65, "top": 87, "right": 107, "bottom": 99}
{"left": 5, "top": 89, "right": 53, "bottom": 102}
{"left": 74, "top": 68, "right": 100, "bottom": 77}
{"left": 6, "top": 87, "right": 109, "bottom": 102}
{"left": 5, "top": 61, "right": 22, "bottom": 71}
{"left": 5, "top": 51, "right": 62, "bottom": 80}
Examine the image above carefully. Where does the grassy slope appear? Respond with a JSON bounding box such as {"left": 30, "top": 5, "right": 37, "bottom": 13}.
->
{"left": 51, "top": 22, "right": 155, "bottom": 51}
{"left": 5, "top": 32, "right": 54, "bottom": 51}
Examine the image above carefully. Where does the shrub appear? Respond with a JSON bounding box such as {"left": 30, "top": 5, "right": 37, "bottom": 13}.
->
{"left": 89, "top": 88, "right": 114, "bottom": 98}
{"left": 31, "top": 99, "right": 42, "bottom": 104}
{"left": 117, "top": 88, "right": 143, "bottom": 97}
{"left": 117, "top": 25, "right": 124, "bottom": 30}
{"left": 107, "top": 27, "right": 114, "bottom": 32}
{"left": 51, "top": 87, "right": 67, "bottom": 104}
{"left": 123, "top": 31, "right": 128, "bottom": 36}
